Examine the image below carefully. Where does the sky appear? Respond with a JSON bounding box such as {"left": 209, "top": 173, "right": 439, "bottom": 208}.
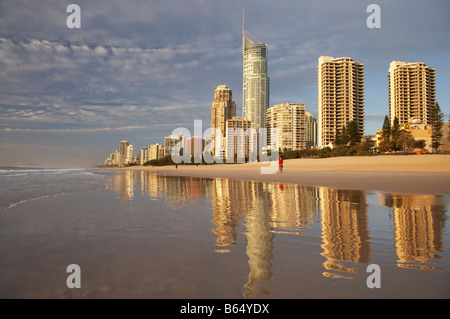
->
{"left": 0, "top": 0, "right": 449, "bottom": 167}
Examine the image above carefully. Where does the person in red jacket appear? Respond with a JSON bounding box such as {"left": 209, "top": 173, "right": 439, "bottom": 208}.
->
{"left": 278, "top": 156, "right": 283, "bottom": 173}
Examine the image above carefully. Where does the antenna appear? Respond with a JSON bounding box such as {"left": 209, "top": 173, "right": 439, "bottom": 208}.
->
{"left": 243, "top": 8, "right": 245, "bottom": 37}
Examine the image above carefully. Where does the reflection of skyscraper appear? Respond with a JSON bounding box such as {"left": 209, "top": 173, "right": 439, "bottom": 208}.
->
{"left": 210, "top": 179, "right": 244, "bottom": 253}
{"left": 319, "top": 188, "right": 370, "bottom": 279}
{"left": 243, "top": 182, "right": 273, "bottom": 298}
{"left": 379, "top": 193, "right": 446, "bottom": 270}
{"left": 243, "top": 14, "right": 269, "bottom": 131}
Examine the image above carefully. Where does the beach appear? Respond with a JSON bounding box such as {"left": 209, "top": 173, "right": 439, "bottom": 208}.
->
{"left": 1, "top": 161, "right": 450, "bottom": 299}
{"left": 111, "top": 154, "right": 450, "bottom": 195}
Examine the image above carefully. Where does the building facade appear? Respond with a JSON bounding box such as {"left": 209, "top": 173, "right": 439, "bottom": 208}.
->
{"left": 164, "top": 134, "right": 185, "bottom": 157}
{"left": 243, "top": 27, "right": 269, "bottom": 131}
{"left": 388, "top": 61, "right": 436, "bottom": 127}
{"left": 211, "top": 85, "right": 236, "bottom": 158}
{"left": 225, "top": 116, "right": 257, "bottom": 162}
{"left": 317, "top": 56, "right": 365, "bottom": 147}
{"left": 305, "top": 112, "right": 317, "bottom": 149}
{"left": 266, "top": 103, "right": 306, "bottom": 151}
{"left": 186, "top": 136, "right": 205, "bottom": 160}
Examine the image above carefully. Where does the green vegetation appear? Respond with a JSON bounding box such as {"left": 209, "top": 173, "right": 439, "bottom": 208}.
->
{"left": 377, "top": 115, "right": 427, "bottom": 153}
{"left": 431, "top": 102, "right": 444, "bottom": 153}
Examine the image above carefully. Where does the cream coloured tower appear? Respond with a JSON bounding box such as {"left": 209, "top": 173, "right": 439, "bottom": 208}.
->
{"left": 211, "top": 85, "right": 236, "bottom": 154}
{"left": 266, "top": 103, "right": 306, "bottom": 151}
{"left": 242, "top": 13, "right": 269, "bottom": 131}
{"left": 388, "top": 61, "right": 436, "bottom": 126}
{"left": 317, "top": 56, "right": 365, "bottom": 147}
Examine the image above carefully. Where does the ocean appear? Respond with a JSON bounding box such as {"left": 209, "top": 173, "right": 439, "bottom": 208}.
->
{"left": 0, "top": 167, "right": 449, "bottom": 298}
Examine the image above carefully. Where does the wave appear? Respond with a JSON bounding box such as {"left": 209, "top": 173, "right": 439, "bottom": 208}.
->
{"left": 0, "top": 167, "right": 107, "bottom": 211}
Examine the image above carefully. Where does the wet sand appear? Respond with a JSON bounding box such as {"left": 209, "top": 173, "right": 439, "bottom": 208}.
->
{"left": 110, "top": 155, "right": 450, "bottom": 195}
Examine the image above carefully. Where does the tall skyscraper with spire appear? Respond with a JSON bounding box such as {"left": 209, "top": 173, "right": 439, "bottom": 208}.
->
{"left": 242, "top": 10, "right": 269, "bottom": 131}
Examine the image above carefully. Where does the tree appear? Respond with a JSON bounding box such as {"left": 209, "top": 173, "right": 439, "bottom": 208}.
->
{"left": 447, "top": 115, "right": 450, "bottom": 142}
{"left": 431, "top": 102, "right": 444, "bottom": 153}
{"left": 347, "top": 121, "right": 361, "bottom": 146}
{"left": 391, "top": 116, "right": 401, "bottom": 152}
{"left": 378, "top": 115, "right": 391, "bottom": 153}
{"left": 397, "top": 130, "right": 415, "bottom": 152}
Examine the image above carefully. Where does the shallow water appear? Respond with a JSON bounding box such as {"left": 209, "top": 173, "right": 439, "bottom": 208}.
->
{"left": 0, "top": 168, "right": 449, "bottom": 298}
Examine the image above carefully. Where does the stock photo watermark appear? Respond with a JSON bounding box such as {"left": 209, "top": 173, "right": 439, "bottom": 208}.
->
{"left": 169, "top": 120, "right": 280, "bottom": 174}
{"left": 366, "top": 4, "right": 381, "bottom": 29}
{"left": 66, "top": 264, "right": 81, "bottom": 288}
{"left": 66, "top": 4, "right": 81, "bottom": 29}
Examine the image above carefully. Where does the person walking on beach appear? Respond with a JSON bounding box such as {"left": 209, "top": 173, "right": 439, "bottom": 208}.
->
{"left": 279, "top": 156, "right": 283, "bottom": 173}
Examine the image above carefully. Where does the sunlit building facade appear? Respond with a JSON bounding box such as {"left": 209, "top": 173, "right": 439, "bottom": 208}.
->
{"left": 388, "top": 61, "right": 436, "bottom": 126}
{"left": 266, "top": 103, "right": 306, "bottom": 151}
{"left": 317, "top": 56, "right": 365, "bottom": 147}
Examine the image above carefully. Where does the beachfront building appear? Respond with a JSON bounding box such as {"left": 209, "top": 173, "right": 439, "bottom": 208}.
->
{"left": 118, "top": 140, "right": 133, "bottom": 166}
{"left": 211, "top": 85, "right": 236, "bottom": 158}
{"left": 186, "top": 136, "right": 205, "bottom": 159}
{"left": 242, "top": 19, "right": 269, "bottom": 131}
{"left": 164, "top": 134, "right": 185, "bottom": 157}
{"left": 149, "top": 143, "right": 163, "bottom": 161}
{"left": 306, "top": 112, "right": 317, "bottom": 149}
{"left": 266, "top": 103, "right": 306, "bottom": 152}
{"left": 317, "top": 56, "right": 365, "bottom": 147}
{"left": 225, "top": 116, "right": 257, "bottom": 162}
{"left": 388, "top": 61, "right": 436, "bottom": 127}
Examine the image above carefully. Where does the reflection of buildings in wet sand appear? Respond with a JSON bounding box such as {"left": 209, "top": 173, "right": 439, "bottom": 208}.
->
{"left": 110, "top": 171, "right": 208, "bottom": 209}
{"left": 242, "top": 182, "right": 273, "bottom": 298}
{"left": 320, "top": 188, "right": 371, "bottom": 279}
{"left": 267, "top": 183, "right": 320, "bottom": 234}
{"left": 380, "top": 193, "right": 447, "bottom": 271}
{"left": 210, "top": 179, "right": 322, "bottom": 298}
{"left": 106, "top": 170, "right": 135, "bottom": 201}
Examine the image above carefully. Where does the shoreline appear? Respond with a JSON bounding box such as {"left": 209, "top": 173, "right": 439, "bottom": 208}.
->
{"left": 103, "top": 155, "right": 450, "bottom": 195}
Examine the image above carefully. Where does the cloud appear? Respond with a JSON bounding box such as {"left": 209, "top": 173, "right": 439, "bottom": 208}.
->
{"left": 0, "top": 0, "right": 449, "bottom": 166}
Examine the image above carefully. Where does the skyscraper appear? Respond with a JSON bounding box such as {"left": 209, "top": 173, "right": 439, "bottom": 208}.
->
{"left": 305, "top": 112, "right": 317, "bottom": 149}
{"left": 266, "top": 103, "right": 306, "bottom": 151}
{"left": 211, "top": 85, "right": 236, "bottom": 157}
{"left": 317, "top": 56, "right": 365, "bottom": 147}
{"left": 242, "top": 13, "right": 269, "bottom": 131}
{"left": 225, "top": 116, "right": 257, "bottom": 162}
{"left": 388, "top": 61, "right": 436, "bottom": 127}
{"left": 119, "top": 140, "right": 133, "bottom": 166}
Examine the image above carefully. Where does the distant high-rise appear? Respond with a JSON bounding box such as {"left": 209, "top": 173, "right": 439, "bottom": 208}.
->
{"left": 225, "top": 116, "right": 257, "bottom": 162}
{"left": 305, "top": 112, "right": 317, "bottom": 149}
{"left": 242, "top": 13, "right": 269, "bottom": 131}
{"left": 119, "top": 140, "right": 133, "bottom": 166}
{"left": 317, "top": 56, "right": 365, "bottom": 147}
{"left": 388, "top": 61, "right": 436, "bottom": 127}
{"left": 211, "top": 85, "right": 236, "bottom": 157}
{"left": 164, "top": 134, "right": 185, "bottom": 157}
{"left": 266, "top": 103, "right": 306, "bottom": 151}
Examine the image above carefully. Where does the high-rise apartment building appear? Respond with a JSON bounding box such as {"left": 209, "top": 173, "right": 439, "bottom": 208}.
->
{"left": 317, "top": 56, "right": 365, "bottom": 147}
{"left": 164, "top": 134, "right": 185, "bottom": 157}
{"left": 242, "top": 18, "right": 269, "bottom": 131}
{"left": 305, "top": 112, "right": 317, "bottom": 149}
{"left": 388, "top": 61, "right": 436, "bottom": 127}
{"left": 119, "top": 140, "right": 133, "bottom": 166}
{"left": 211, "top": 85, "right": 236, "bottom": 157}
{"left": 211, "top": 85, "right": 236, "bottom": 138}
{"left": 187, "top": 136, "right": 205, "bottom": 159}
{"left": 225, "top": 116, "right": 257, "bottom": 162}
{"left": 266, "top": 103, "right": 306, "bottom": 151}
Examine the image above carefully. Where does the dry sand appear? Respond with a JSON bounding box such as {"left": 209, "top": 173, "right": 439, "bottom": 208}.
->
{"left": 111, "top": 155, "right": 450, "bottom": 195}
